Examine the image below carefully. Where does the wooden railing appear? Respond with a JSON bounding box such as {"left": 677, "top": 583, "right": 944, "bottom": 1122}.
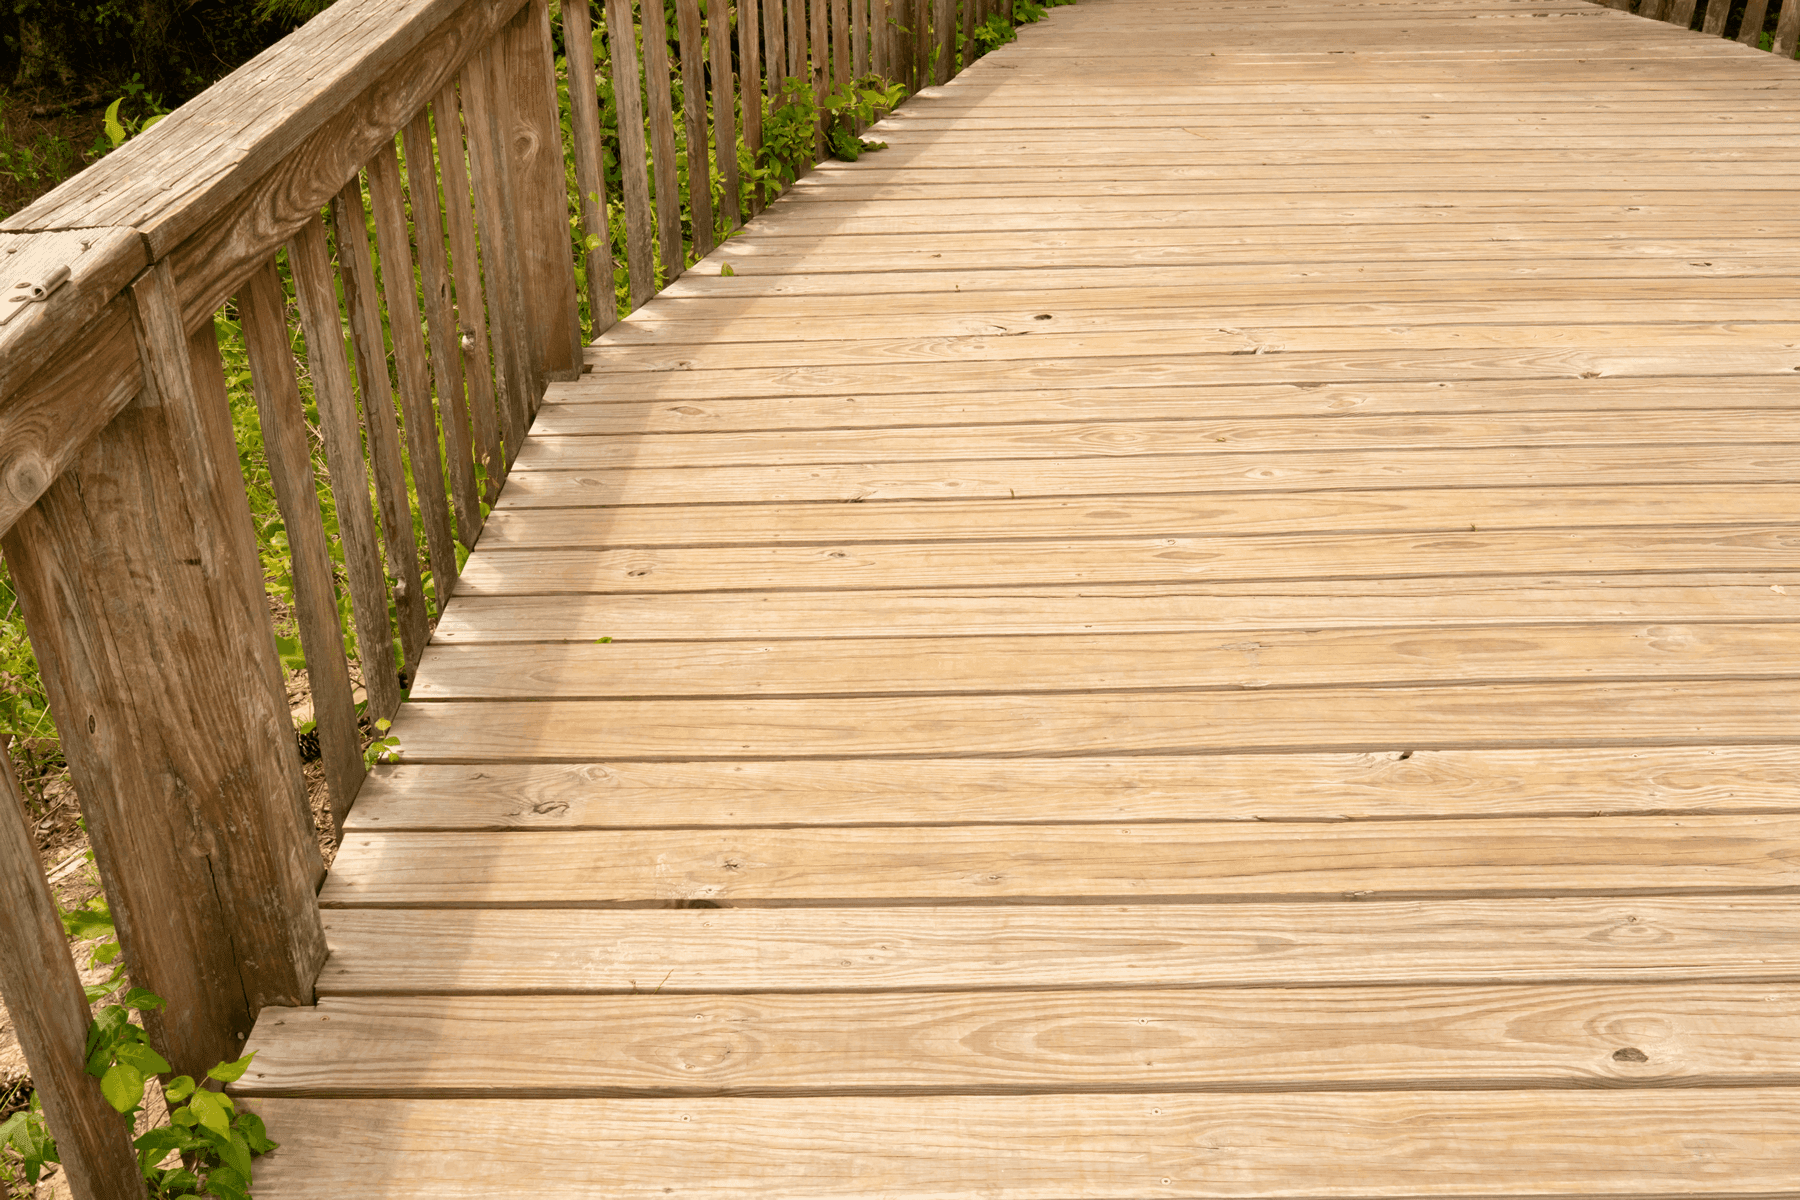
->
{"left": 0, "top": 0, "right": 1030, "bottom": 1194}
{"left": 1612, "top": 0, "right": 1800, "bottom": 53}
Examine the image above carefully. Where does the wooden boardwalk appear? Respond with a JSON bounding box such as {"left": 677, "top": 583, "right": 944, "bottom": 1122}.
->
{"left": 239, "top": 0, "right": 1800, "bottom": 1193}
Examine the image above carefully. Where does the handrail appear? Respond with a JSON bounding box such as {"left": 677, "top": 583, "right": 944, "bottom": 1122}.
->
{"left": 0, "top": 0, "right": 1039, "bottom": 1195}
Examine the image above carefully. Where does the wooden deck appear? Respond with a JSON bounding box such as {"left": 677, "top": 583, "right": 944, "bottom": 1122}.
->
{"left": 237, "top": 0, "right": 1800, "bottom": 1193}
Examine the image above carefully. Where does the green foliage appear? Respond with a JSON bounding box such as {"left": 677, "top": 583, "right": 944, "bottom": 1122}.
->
{"left": 364, "top": 717, "right": 401, "bottom": 767}
{"left": 0, "top": 1097, "right": 55, "bottom": 1188}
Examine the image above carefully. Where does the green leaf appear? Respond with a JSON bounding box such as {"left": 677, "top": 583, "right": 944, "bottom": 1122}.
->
{"left": 104, "top": 98, "right": 128, "bottom": 148}
{"left": 170, "top": 1105, "right": 198, "bottom": 1128}
{"left": 115, "top": 1040, "right": 172, "bottom": 1077}
{"left": 122, "top": 988, "right": 168, "bottom": 1013}
{"left": 718, "top": 264, "right": 734, "bottom": 277}
{"left": 235, "top": 1111, "right": 278, "bottom": 1155}
{"left": 206, "top": 1052, "right": 256, "bottom": 1084}
{"left": 164, "top": 1075, "right": 197, "bottom": 1102}
{"left": 188, "top": 1088, "right": 232, "bottom": 1138}
{"left": 100, "top": 1062, "right": 146, "bottom": 1114}
{"left": 154, "top": 1166, "right": 201, "bottom": 1193}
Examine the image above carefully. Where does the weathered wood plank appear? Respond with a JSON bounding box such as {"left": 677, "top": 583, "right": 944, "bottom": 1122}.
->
{"left": 678, "top": 0, "right": 716, "bottom": 259}
{"left": 289, "top": 216, "right": 402, "bottom": 722}
{"left": 471, "top": 485, "right": 1800, "bottom": 549}
{"left": 244, "top": 1090, "right": 1800, "bottom": 1198}
{"left": 563, "top": 0, "right": 619, "bottom": 335}
{"left": 238, "top": 983, "right": 1800, "bottom": 1097}
{"left": 643, "top": 0, "right": 686, "bottom": 280}
{"left": 603, "top": 0, "right": 658, "bottom": 307}
{"left": 0, "top": 742, "right": 144, "bottom": 1199}
{"left": 493, "top": 446, "right": 1800, "bottom": 509}
{"left": 345, "top": 746, "right": 1800, "bottom": 831}
{"left": 314, "top": 897, "right": 1800, "bottom": 994}
{"left": 238, "top": 261, "right": 367, "bottom": 832}
{"left": 710, "top": 0, "right": 743, "bottom": 230}
{"left": 452, "top": 526, "right": 1800, "bottom": 596}
{"left": 407, "top": 623, "right": 1800, "bottom": 701}
{"left": 383, "top": 680, "right": 1800, "bottom": 762}
{"left": 428, "top": 575, "right": 1800, "bottom": 643}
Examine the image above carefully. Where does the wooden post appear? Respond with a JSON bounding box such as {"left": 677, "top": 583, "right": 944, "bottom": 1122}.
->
{"left": 501, "top": 0, "right": 584, "bottom": 386}
{"left": 1668, "top": 0, "right": 1699, "bottom": 26}
{"left": 1702, "top": 0, "right": 1730, "bottom": 36}
{"left": 602, "top": 0, "right": 657, "bottom": 308}
{"left": 677, "top": 0, "right": 716, "bottom": 258}
{"left": 1, "top": 268, "right": 327, "bottom": 1081}
{"left": 709, "top": 0, "right": 742, "bottom": 230}
{"left": 1775, "top": 0, "right": 1799, "bottom": 55}
{"left": 0, "top": 741, "right": 145, "bottom": 1200}
{"left": 561, "top": 0, "right": 621, "bottom": 334}
{"left": 1736, "top": 0, "right": 1770, "bottom": 43}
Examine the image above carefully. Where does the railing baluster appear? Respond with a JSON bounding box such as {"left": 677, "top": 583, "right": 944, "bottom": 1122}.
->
{"left": 0, "top": 738, "right": 144, "bottom": 1200}
{"left": 1776, "top": 0, "right": 1799, "bottom": 55}
{"left": 500, "top": 0, "right": 584, "bottom": 388}
{"left": 461, "top": 47, "right": 536, "bottom": 458}
{"left": 367, "top": 142, "right": 461, "bottom": 609}
{"left": 833, "top": 0, "right": 852, "bottom": 90}
{"left": 402, "top": 107, "right": 487, "bottom": 544}
{"left": 1736, "top": 0, "right": 1771, "bottom": 43}
{"left": 330, "top": 179, "right": 432, "bottom": 679}
{"left": 432, "top": 82, "right": 510, "bottom": 494}
{"left": 643, "top": 0, "right": 686, "bottom": 280}
{"left": 1701, "top": 0, "right": 1729, "bottom": 36}
{"left": 288, "top": 216, "right": 403, "bottom": 724}
{"left": 605, "top": 0, "right": 659, "bottom": 308}
{"left": 564, "top": 0, "right": 622, "bottom": 332}
{"left": 854, "top": 0, "right": 870, "bottom": 76}
{"left": 811, "top": 0, "right": 829, "bottom": 149}
{"left": 934, "top": 0, "right": 953, "bottom": 82}
{"left": 237, "top": 259, "right": 367, "bottom": 833}
{"left": 711, "top": 0, "right": 744, "bottom": 231}
{"left": 678, "top": 0, "right": 717, "bottom": 259}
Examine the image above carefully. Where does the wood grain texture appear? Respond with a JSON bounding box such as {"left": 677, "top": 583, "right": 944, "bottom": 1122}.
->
{"left": 320, "top": 815, "right": 1800, "bottom": 907}
{"left": 0, "top": 744, "right": 144, "bottom": 1199}
{"left": 604, "top": 0, "right": 658, "bottom": 307}
{"left": 563, "top": 0, "right": 619, "bottom": 334}
{"left": 244, "top": 1090, "right": 1800, "bottom": 1198}
{"left": 343, "top": 744, "right": 1800, "bottom": 829}
{"left": 239, "top": 983, "right": 1800, "bottom": 1096}
{"left": 314, "top": 896, "right": 1800, "bottom": 994}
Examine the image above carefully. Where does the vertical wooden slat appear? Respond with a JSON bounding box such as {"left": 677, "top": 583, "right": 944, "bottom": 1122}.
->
{"left": 832, "top": 0, "right": 852, "bottom": 91}
{"left": 854, "top": 0, "right": 870, "bottom": 76}
{"left": 1737, "top": 0, "right": 1770, "bottom": 42}
{"left": 678, "top": 0, "right": 716, "bottom": 258}
{"left": 1668, "top": 0, "right": 1699, "bottom": 26}
{"left": 711, "top": 0, "right": 744, "bottom": 230}
{"left": 602, "top": 0, "right": 658, "bottom": 308}
{"left": 330, "top": 179, "right": 432, "bottom": 680}
{"left": 961, "top": 0, "right": 975, "bottom": 71}
{"left": 763, "top": 0, "right": 785, "bottom": 108}
{"left": 288, "top": 216, "right": 402, "bottom": 724}
{"left": 875, "top": 0, "right": 892, "bottom": 78}
{"left": 739, "top": 0, "right": 765, "bottom": 216}
{"left": 401, "top": 108, "right": 485, "bottom": 546}
{"left": 787, "top": 0, "right": 807, "bottom": 84}
{"left": 501, "top": 0, "right": 584, "bottom": 388}
{"left": 237, "top": 261, "right": 366, "bottom": 834}
{"left": 430, "top": 84, "right": 508, "bottom": 501}
{"left": 366, "top": 143, "right": 460, "bottom": 610}
{"left": 643, "top": 1, "right": 686, "bottom": 279}
{"left": 811, "top": 0, "right": 830, "bottom": 151}
{"left": 4, "top": 269, "right": 328, "bottom": 1080}
{"left": 1776, "top": 0, "right": 1799, "bottom": 54}
{"left": 1637, "top": 0, "right": 1668, "bottom": 21}
{"left": 564, "top": 0, "right": 621, "bottom": 333}
{"left": 0, "top": 741, "right": 146, "bottom": 1200}
{"left": 460, "top": 48, "right": 535, "bottom": 458}
{"left": 1701, "top": 0, "right": 1729, "bottom": 35}
{"left": 934, "top": 0, "right": 953, "bottom": 82}
{"left": 915, "top": 0, "right": 930, "bottom": 88}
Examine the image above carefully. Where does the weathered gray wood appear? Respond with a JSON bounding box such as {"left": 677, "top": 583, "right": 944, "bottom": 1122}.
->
{"left": 288, "top": 216, "right": 402, "bottom": 723}
{"left": 1668, "top": 0, "right": 1700, "bottom": 28}
{"left": 429, "top": 84, "right": 509, "bottom": 503}
{"left": 0, "top": 228, "right": 144, "bottom": 412}
{"left": 1776, "top": 0, "right": 1800, "bottom": 55}
{"left": 2, "top": 265, "right": 327, "bottom": 1079}
{"left": 961, "top": 0, "right": 975, "bottom": 71}
{"left": 678, "top": 0, "right": 717, "bottom": 259}
{"left": 400, "top": 109, "right": 485, "bottom": 547}
{"left": 0, "top": 739, "right": 144, "bottom": 1200}
{"left": 710, "top": 0, "right": 743, "bottom": 230}
{"left": 330, "top": 180, "right": 431, "bottom": 679}
{"left": 854, "top": 0, "right": 870, "bottom": 78}
{"left": 460, "top": 49, "right": 535, "bottom": 462}
{"left": 933, "top": 0, "right": 952, "bottom": 83}
{"left": 1702, "top": 0, "right": 1729, "bottom": 36}
{"left": 562, "top": 0, "right": 620, "bottom": 335}
{"left": 366, "top": 143, "right": 461, "bottom": 610}
{"left": 833, "top": 0, "right": 852, "bottom": 90}
{"left": 238, "top": 260, "right": 367, "bottom": 834}
{"left": 788, "top": 0, "right": 807, "bottom": 87}
{"left": 1737, "top": 0, "right": 1771, "bottom": 43}
{"left": 604, "top": 0, "right": 658, "bottom": 308}
{"left": 811, "top": 0, "right": 830, "bottom": 151}
{"left": 0, "top": 0, "right": 527, "bottom": 252}
{"left": 500, "top": 0, "right": 584, "bottom": 387}
{"left": 740, "top": 0, "right": 766, "bottom": 215}
{"left": 643, "top": 0, "right": 686, "bottom": 280}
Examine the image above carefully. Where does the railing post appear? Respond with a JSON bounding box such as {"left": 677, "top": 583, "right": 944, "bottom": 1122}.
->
{"left": 500, "top": 0, "right": 584, "bottom": 386}
{"left": 0, "top": 265, "right": 327, "bottom": 1080}
{"left": 0, "top": 740, "right": 144, "bottom": 1200}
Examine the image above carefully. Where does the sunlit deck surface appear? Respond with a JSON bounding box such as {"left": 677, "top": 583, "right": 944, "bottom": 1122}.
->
{"left": 239, "top": 0, "right": 1800, "bottom": 1193}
